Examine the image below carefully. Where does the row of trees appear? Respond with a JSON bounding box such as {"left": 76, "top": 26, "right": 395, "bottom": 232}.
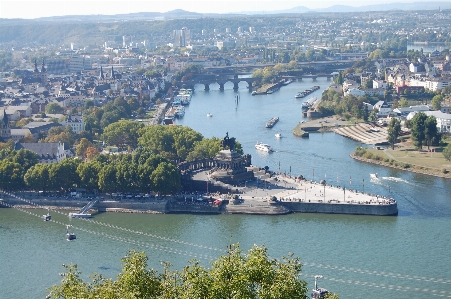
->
{"left": 0, "top": 126, "right": 243, "bottom": 194}
{"left": 408, "top": 112, "right": 439, "bottom": 150}
{"left": 317, "top": 91, "right": 379, "bottom": 121}
{"left": 47, "top": 244, "right": 339, "bottom": 299}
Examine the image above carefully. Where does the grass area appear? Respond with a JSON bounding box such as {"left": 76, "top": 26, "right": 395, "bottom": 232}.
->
{"left": 354, "top": 138, "right": 451, "bottom": 178}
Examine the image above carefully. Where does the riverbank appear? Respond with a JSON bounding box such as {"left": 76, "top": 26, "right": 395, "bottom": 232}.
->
{"left": 351, "top": 150, "right": 451, "bottom": 179}
{"left": 1, "top": 169, "right": 398, "bottom": 216}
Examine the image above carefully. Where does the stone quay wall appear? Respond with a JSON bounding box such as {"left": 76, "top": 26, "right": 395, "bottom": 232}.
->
{"left": 281, "top": 201, "right": 398, "bottom": 216}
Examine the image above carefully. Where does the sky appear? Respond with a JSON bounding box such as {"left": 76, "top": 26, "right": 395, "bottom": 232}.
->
{"left": 0, "top": 0, "right": 444, "bottom": 19}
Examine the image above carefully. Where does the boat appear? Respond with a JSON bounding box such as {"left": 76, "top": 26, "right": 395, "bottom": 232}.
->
{"left": 275, "top": 133, "right": 282, "bottom": 138}
{"left": 370, "top": 173, "right": 378, "bottom": 179}
{"left": 255, "top": 142, "right": 273, "bottom": 152}
{"left": 69, "top": 212, "right": 92, "bottom": 218}
{"left": 207, "top": 113, "right": 213, "bottom": 117}
{"left": 251, "top": 91, "right": 257, "bottom": 96}
{"left": 42, "top": 209, "right": 51, "bottom": 221}
{"left": 266, "top": 89, "right": 274, "bottom": 94}
{"left": 175, "top": 106, "right": 185, "bottom": 118}
{"left": 295, "top": 92, "right": 305, "bottom": 99}
{"left": 66, "top": 225, "right": 76, "bottom": 241}
{"left": 265, "top": 116, "right": 279, "bottom": 128}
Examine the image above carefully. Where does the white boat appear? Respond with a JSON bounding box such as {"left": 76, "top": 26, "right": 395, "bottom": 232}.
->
{"left": 207, "top": 113, "right": 213, "bottom": 117}
{"left": 275, "top": 133, "right": 282, "bottom": 138}
{"left": 255, "top": 142, "right": 273, "bottom": 152}
{"left": 69, "top": 212, "right": 92, "bottom": 218}
{"left": 370, "top": 173, "right": 378, "bottom": 179}
{"left": 175, "top": 106, "right": 185, "bottom": 117}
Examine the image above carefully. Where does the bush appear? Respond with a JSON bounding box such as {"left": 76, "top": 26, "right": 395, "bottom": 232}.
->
{"left": 363, "top": 151, "right": 373, "bottom": 159}
{"left": 354, "top": 146, "right": 367, "bottom": 157}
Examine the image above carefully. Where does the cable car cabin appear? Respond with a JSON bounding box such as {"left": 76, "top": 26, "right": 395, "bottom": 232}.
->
{"left": 311, "top": 288, "right": 329, "bottom": 299}
{"left": 66, "top": 232, "right": 76, "bottom": 241}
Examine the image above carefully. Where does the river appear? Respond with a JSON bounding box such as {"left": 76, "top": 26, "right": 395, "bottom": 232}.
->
{"left": 1, "top": 78, "right": 451, "bottom": 299}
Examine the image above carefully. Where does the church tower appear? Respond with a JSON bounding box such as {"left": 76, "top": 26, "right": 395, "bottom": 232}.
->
{"left": 0, "top": 109, "right": 11, "bottom": 141}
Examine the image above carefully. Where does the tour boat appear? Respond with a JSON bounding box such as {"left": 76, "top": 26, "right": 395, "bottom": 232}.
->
{"left": 255, "top": 142, "right": 273, "bottom": 152}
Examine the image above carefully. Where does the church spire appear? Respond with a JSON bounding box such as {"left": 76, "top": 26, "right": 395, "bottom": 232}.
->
{"left": 99, "top": 66, "right": 104, "bottom": 80}
{"left": 34, "top": 59, "right": 39, "bottom": 73}
{"left": 41, "top": 59, "right": 46, "bottom": 73}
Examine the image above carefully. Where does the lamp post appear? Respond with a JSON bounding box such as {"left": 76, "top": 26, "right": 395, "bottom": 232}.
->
{"left": 362, "top": 178, "right": 365, "bottom": 194}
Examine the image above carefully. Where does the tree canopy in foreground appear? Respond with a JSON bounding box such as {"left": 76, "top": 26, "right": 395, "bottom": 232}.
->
{"left": 47, "top": 244, "right": 338, "bottom": 299}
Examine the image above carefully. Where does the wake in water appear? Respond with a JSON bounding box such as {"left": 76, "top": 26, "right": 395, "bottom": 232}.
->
{"left": 381, "top": 176, "right": 416, "bottom": 186}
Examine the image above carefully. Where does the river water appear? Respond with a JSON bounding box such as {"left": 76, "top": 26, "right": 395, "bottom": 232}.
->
{"left": 1, "top": 79, "right": 451, "bottom": 299}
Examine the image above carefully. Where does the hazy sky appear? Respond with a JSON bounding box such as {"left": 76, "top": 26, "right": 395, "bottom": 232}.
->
{"left": 0, "top": 0, "right": 444, "bottom": 19}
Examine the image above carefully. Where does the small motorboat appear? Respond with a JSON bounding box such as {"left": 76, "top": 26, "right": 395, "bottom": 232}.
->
{"left": 66, "top": 225, "right": 76, "bottom": 241}
{"left": 207, "top": 113, "right": 213, "bottom": 117}
{"left": 370, "top": 173, "right": 378, "bottom": 179}
{"left": 275, "top": 133, "right": 282, "bottom": 138}
{"left": 42, "top": 209, "right": 51, "bottom": 221}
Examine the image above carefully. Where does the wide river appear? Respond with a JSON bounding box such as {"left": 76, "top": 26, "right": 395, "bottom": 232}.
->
{"left": 1, "top": 78, "right": 451, "bottom": 299}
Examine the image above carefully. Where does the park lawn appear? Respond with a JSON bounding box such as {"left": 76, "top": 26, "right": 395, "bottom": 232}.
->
{"left": 365, "top": 146, "right": 451, "bottom": 171}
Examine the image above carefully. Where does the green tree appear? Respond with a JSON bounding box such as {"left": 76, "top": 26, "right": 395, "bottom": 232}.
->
{"left": 431, "top": 94, "right": 443, "bottom": 111}
{"left": 399, "top": 98, "right": 409, "bottom": 108}
{"left": 0, "top": 160, "right": 25, "bottom": 190}
{"left": 49, "top": 159, "right": 81, "bottom": 191}
{"left": 102, "top": 120, "right": 144, "bottom": 150}
{"left": 150, "top": 162, "right": 181, "bottom": 195}
{"left": 411, "top": 112, "right": 428, "bottom": 150}
{"left": 443, "top": 142, "right": 451, "bottom": 161}
{"left": 424, "top": 116, "right": 438, "bottom": 150}
{"left": 387, "top": 118, "right": 401, "bottom": 150}
{"left": 24, "top": 164, "right": 51, "bottom": 192}
{"left": 98, "top": 164, "right": 118, "bottom": 193}
{"left": 45, "top": 103, "right": 65, "bottom": 114}
{"left": 77, "top": 161, "right": 102, "bottom": 192}
{"left": 11, "top": 148, "right": 39, "bottom": 172}
{"left": 48, "top": 244, "right": 316, "bottom": 299}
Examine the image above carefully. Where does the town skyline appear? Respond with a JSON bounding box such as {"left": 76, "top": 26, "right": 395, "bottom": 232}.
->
{"left": 1, "top": 0, "right": 450, "bottom": 19}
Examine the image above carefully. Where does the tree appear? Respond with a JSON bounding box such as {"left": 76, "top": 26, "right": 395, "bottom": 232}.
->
{"left": 102, "top": 120, "right": 144, "bottom": 150}
{"left": 45, "top": 103, "right": 65, "bottom": 114}
{"left": 0, "top": 160, "right": 25, "bottom": 190}
{"left": 410, "top": 112, "right": 427, "bottom": 150}
{"left": 399, "top": 98, "right": 409, "bottom": 108}
{"left": 24, "top": 164, "right": 51, "bottom": 192}
{"left": 75, "top": 138, "right": 94, "bottom": 158}
{"left": 150, "top": 162, "right": 181, "bottom": 194}
{"left": 387, "top": 118, "right": 401, "bottom": 150}
{"left": 424, "top": 116, "right": 438, "bottom": 150}
{"left": 443, "top": 142, "right": 451, "bottom": 161}
{"left": 48, "top": 244, "right": 318, "bottom": 299}
{"left": 431, "top": 94, "right": 443, "bottom": 111}
{"left": 77, "top": 161, "right": 102, "bottom": 192}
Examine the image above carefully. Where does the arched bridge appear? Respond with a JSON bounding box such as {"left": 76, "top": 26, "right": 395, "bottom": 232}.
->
{"left": 178, "top": 74, "right": 260, "bottom": 91}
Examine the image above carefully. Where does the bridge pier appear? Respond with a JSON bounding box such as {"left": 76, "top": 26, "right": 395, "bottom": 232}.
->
{"left": 219, "top": 83, "right": 225, "bottom": 91}
{"left": 233, "top": 82, "right": 239, "bottom": 90}
{"left": 204, "top": 83, "right": 210, "bottom": 91}
{"left": 248, "top": 84, "right": 253, "bottom": 92}
{"left": 298, "top": 77, "right": 302, "bottom": 81}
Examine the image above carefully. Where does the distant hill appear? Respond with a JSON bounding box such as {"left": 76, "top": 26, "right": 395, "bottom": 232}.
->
{"left": 251, "top": 2, "right": 451, "bottom": 14}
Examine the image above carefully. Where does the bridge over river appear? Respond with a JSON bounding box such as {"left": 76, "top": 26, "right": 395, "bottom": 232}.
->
{"left": 178, "top": 72, "right": 336, "bottom": 91}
